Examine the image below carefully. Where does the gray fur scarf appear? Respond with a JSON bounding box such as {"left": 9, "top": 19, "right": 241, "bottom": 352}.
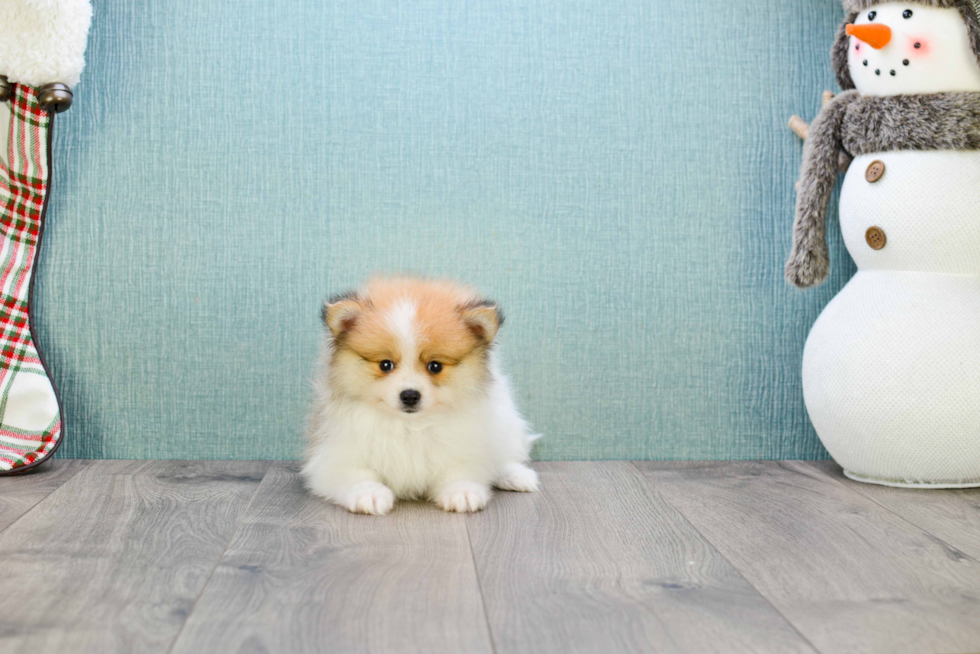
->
{"left": 786, "top": 91, "right": 980, "bottom": 288}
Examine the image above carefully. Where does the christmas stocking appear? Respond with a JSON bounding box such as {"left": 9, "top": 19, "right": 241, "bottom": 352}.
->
{"left": 0, "top": 0, "right": 92, "bottom": 474}
{"left": 0, "top": 86, "right": 62, "bottom": 473}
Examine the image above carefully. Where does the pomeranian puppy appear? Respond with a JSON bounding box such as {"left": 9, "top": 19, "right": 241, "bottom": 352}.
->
{"left": 302, "top": 276, "right": 540, "bottom": 515}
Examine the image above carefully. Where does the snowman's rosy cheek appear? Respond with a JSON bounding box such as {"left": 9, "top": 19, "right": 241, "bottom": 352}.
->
{"left": 907, "top": 37, "right": 929, "bottom": 57}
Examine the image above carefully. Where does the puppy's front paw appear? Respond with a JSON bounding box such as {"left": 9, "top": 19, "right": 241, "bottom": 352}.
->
{"left": 433, "top": 481, "right": 491, "bottom": 513}
{"left": 495, "top": 462, "right": 539, "bottom": 492}
{"left": 340, "top": 481, "right": 395, "bottom": 515}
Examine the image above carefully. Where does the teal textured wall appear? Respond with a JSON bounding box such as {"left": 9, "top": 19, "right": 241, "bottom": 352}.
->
{"left": 39, "top": 0, "right": 853, "bottom": 461}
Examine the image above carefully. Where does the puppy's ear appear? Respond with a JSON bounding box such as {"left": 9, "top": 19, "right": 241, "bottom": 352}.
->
{"left": 322, "top": 292, "right": 362, "bottom": 337}
{"left": 461, "top": 300, "right": 504, "bottom": 342}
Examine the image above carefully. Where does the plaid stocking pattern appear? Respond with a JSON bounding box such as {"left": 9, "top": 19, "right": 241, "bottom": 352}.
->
{"left": 0, "top": 84, "right": 62, "bottom": 473}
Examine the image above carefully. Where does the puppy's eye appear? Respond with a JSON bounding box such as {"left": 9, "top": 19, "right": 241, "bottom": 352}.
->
{"left": 868, "top": 10, "right": 876, "bottom": 20}
{"left": 379, "top": 360, "right": 395, "bottom": 373}
{"left": 427, "top": 361, "right": 443, "bottom": 374}
{"left": 903, "top": 9, "right": 913, "bottom": 18}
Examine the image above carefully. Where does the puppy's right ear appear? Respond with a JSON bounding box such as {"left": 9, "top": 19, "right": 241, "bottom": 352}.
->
{"left": 322, "top": 292, "right": 362, "bottom": 337}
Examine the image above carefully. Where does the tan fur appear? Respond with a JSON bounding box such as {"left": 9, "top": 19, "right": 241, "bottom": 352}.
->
{"left": 325, "top": 277, "right": 499, "bottom": 393}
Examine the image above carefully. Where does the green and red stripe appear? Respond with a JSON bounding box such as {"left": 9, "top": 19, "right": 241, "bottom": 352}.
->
{"left": 0, "top": 84, "right": 62, "bottom": 473}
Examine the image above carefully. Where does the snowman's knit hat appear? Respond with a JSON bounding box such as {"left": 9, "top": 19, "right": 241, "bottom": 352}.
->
{"left": 834, "top": 0, "right": 980, "bottom": 89}
{"left": 842, "top": 0, "right": 980, "bottom": 15}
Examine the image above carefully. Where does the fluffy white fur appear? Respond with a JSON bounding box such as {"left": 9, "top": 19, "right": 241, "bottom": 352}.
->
{"left": 302, "top": 279, "right": 539, "bottom": 515}
{"left": 0, "top": 0, "right": 92, "bottom": 88}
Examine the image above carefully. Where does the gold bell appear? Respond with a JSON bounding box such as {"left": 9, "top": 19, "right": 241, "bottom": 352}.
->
{"left": 37, "top": 83, "right": 72, "bottom": 113}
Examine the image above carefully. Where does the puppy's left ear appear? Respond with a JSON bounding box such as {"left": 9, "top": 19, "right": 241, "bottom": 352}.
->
{"left": 461, "top": 300, "right": 504, "bottom": 342}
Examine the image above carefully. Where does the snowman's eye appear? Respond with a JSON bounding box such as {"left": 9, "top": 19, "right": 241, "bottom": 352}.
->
{"left": 903, "top": 9, "right": 913, "bottom": 18}
{"left": 868, "top": 10, "right": 877, "bottom": 20}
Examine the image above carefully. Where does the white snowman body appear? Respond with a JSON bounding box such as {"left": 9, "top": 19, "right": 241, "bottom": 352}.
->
{"left": 802, "top": 3, "right": 980, "bottom": 486}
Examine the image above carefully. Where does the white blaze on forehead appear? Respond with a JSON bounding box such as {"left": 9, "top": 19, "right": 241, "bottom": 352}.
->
{"left": 386, "top": 299, "right": 418, "bottom": 356}
{"left": 847, "top": 2, "right": 980, "bottom": 96}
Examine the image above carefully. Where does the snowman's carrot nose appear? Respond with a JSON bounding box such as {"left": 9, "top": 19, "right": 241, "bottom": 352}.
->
{"left": 846, "top": 23, "right": 892, "bottom": 49}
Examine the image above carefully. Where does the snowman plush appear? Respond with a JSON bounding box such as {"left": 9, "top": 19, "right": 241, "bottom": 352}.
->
{"left": 787, "top": 0, "right": 980, "bottom": 487}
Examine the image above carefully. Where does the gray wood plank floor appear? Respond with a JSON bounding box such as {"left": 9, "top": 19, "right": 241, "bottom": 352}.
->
{"left": 1, "top": 460, "right": 979, "bottom": 654}
{"left": 467, "top": 462, "right": 814, "bottom": 654}
{"left": 0, "top": 460, "right": 88, "bottom": 533}
{"left": 0, "top": 461, "right": 268, "bottom": 653}
{"left": 804, "top": 460, "right": 980, "bottom": 563}
{"left": 637, "top": 461, "right": 980, "bottom": 654}
{"left": 170, "top": 463, "right": 494, "bottom": 654}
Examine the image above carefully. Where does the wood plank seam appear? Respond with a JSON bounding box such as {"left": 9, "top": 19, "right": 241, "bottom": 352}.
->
{"left": 0, "top": 460, "right": 88, "bottom": 536}
{"left": 634, "top": 461, "right": 980, "bottom": 653}
{"left": 794, "top": 462, "right": 980, "bottom": 566}
{"left": 465, "top": 515, "right": 500, "bottom": 654}
{"left": 163, "top": 462, "right": 272, "bottom": 654}
{"left": 1, "top": 494, "right": 56, "bottom": 536}
{"left": 468, "top": 461, "right": 818, "bottom": 654}
{"left": 167, "top": 462, "right": 496, "bottom": 653}
{"left": 629, "top": 462, "right": 823, "bottom": 654}
{"left": 0, "top": 461, "right": 272, "bottom": 653}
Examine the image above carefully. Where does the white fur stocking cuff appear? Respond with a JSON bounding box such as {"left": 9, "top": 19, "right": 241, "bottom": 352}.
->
{"left": 0, "top": 0, "right": 93, "bottom": 89}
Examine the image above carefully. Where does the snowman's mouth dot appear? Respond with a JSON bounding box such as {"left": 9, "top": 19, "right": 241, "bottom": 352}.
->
{"left": 890, "top": 70, "right": 897, "bottom": 76}
{"left": 875, "top": 69, "right": 881, "bottom": 75}
{"left": 863, "top": 60, "right": 869, "bottom": 67}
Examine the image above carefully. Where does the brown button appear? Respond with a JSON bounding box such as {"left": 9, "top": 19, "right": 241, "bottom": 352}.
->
{"left": 865, "top": 160, "right": 886, "bottom": 183}
{"left": 866, "top": 226, "right": 887, "bottom": 250}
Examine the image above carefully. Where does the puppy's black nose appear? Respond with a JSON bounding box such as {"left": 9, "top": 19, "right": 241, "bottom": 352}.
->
{"left": 399, "top": 389, "right": 421, "bottom": 408}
